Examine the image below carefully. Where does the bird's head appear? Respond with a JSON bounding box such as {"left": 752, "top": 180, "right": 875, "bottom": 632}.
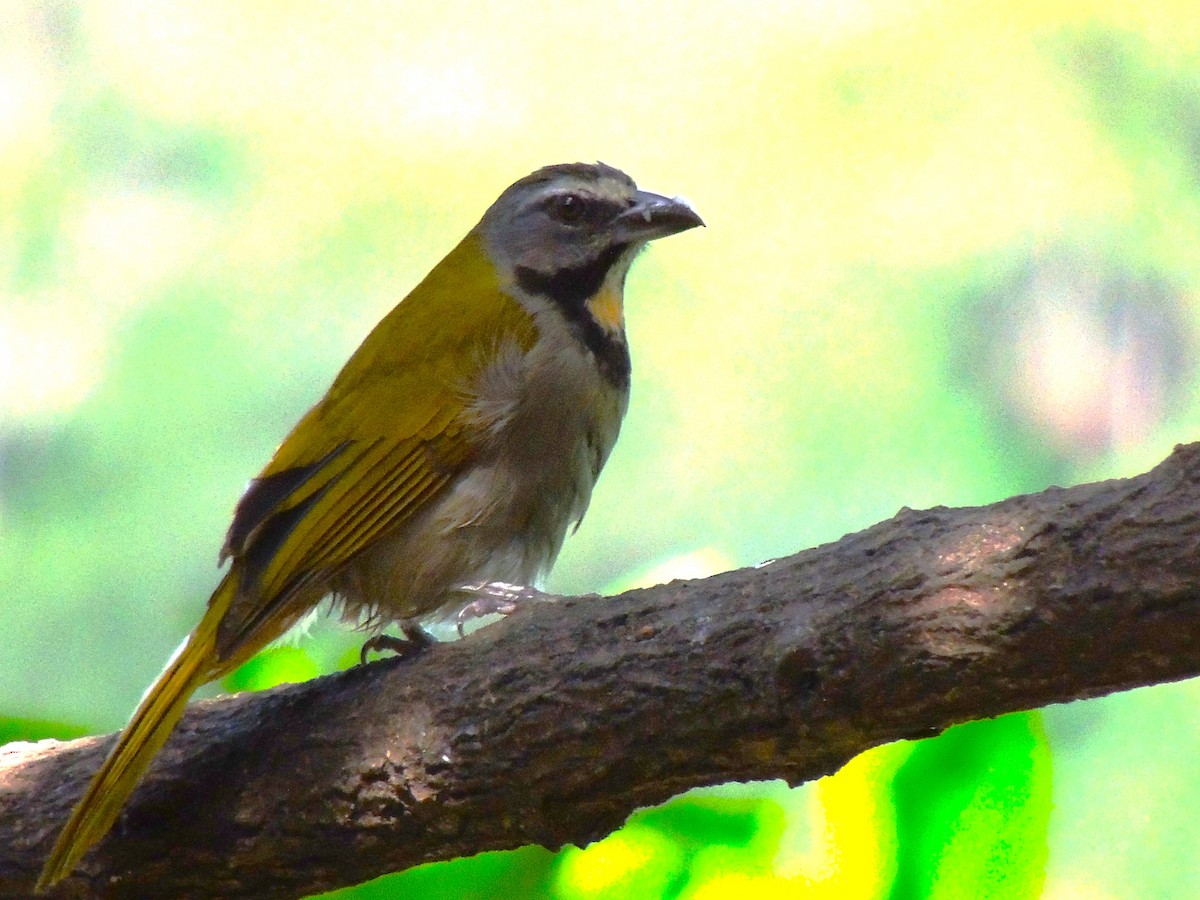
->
{"left": 477, "top": 162, "right": 703, "bottom": 314}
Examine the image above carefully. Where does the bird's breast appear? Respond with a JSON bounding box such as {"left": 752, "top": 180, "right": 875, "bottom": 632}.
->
{"left": 334, "top": 309, "right": 629, "bottom": 623}
{"left": 455, "top": 307, "right": 630, "bottom": 570}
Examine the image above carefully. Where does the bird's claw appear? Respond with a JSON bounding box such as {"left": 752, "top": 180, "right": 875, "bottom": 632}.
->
{"left": 455, "top": 582, "right": 551, "bottom": 637}
{"left": 359, "top": 622, "right": 434, "bottom": 665}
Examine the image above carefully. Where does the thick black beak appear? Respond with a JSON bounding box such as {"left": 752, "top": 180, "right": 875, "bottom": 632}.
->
{"left": 613, "top": 190, "right": 705, "bottom": 244}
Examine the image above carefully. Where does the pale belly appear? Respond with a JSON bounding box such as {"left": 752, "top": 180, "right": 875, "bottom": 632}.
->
{"left": 329, "top": 329, "right": 628, "bottom": 626}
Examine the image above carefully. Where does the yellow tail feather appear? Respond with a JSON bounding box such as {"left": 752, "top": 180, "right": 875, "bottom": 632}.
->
{"left": 36, "top": 577, "right": 237, "bottom": 892}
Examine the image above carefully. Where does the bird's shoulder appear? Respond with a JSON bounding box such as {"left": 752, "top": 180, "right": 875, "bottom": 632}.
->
{"left": 220, "top": 233, "right": 538, "bottom": 568}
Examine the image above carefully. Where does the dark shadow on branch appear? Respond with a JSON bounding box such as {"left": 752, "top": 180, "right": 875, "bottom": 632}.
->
{"left": 5, "top": 443, "right": 1200, "bottom": 898}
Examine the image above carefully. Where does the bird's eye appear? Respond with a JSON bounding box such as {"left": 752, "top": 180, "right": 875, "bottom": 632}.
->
{"left": 547, "top": 193, "right": 589, "bottom": 226}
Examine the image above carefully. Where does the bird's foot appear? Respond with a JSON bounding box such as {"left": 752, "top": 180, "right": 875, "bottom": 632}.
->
{"left": 359, "top": 621, "right": 434, "bottom": 665}
{"left": 455, "top": 582, "right": 553, "bottom": 637}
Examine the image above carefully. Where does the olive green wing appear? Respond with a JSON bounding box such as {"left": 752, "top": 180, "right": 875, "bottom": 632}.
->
{"left": 214, "top": 234, "right": 536, "bottom": 658}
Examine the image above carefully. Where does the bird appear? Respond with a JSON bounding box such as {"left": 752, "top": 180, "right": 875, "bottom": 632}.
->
{"left": 36, "top": 161, "right": 703, "bottom": 891}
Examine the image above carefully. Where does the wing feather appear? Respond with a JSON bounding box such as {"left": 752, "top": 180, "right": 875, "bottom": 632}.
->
{"left": 213, "top": 233, "right": 537, "bottom": 659}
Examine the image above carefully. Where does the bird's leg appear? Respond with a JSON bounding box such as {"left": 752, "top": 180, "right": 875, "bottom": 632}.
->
{"left": 455, "top": 582, "right": 555, "bottom": 637}
{"left": 359, "top": 621, "right": 434, "bottom": 665}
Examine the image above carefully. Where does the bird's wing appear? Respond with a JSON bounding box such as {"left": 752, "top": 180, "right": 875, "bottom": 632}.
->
{"left": 214, "top": 234, "right": 536, "bottom": 657}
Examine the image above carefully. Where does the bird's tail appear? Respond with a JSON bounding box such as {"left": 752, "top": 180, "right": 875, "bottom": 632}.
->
{"left": 36, "top": 575, "right": 237, "bottom": 892}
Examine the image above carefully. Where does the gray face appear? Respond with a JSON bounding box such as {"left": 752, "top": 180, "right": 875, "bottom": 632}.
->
{"left": 475, "top": 162, "right": 703, "bottom": 392}
{"left": 477, "top": 162, "right": 643, "bottom": 279}
{"left": 477, "top": 162, "right": 703, "bottom": 283}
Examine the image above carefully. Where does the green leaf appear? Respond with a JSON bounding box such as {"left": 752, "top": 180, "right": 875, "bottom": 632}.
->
{"left": 0, "top": 716, "right": 92, "bottom": 745}
{"left": 222, "top": 646, "right": 319, "bottom": 693}
{"left": 312, "top": 846, "right": 558, "bottom": 900}
{"left": 889, "top": 713, "right": 1052, "bottom": 900}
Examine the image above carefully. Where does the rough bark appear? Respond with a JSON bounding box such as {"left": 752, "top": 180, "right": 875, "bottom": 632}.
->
{"left": 4, "top": 443, "right": 1200, "bottom": 899}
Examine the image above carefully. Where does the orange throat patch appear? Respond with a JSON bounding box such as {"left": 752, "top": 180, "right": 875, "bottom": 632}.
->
{"left": 586, "top": 287, "right": 625, "bottom": 333}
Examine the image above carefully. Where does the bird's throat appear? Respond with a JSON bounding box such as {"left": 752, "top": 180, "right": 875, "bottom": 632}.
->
{"left": 585, "top": 286, "right": 625, "bottom": 333}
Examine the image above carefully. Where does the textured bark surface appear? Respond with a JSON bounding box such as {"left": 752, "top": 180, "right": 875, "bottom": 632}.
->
{"left": 5, "top": 443, "right": 1200, "bottom": 899}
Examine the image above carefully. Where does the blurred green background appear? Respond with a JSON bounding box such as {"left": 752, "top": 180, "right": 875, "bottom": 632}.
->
{"left": 4, "top": 0, "right": 1200, "bottom": 896}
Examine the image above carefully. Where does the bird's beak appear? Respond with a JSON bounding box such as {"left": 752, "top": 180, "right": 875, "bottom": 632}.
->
{"left": 613, "top": 190, "right": 705, "bottom": 244}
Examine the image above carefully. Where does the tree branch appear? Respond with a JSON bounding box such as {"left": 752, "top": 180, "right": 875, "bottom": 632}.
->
{"left": 5, "top": 443, "right": 1200, "bottom": 898}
